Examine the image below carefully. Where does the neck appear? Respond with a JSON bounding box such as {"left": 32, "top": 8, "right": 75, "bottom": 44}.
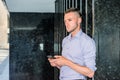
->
{"left": 71, "top": 27, "right": 81, "bottom": 37}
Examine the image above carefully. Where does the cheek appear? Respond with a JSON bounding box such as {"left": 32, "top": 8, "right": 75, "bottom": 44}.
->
{"left": 65, "top": 21, "right": 76, "bottom": 27}
{"left": 70, "top": 22, "right": 77, "bottom": 27}
{"left": 68, "top": 21, "right": 74, "bottom": 25}
{"left": 65, "top": 21, "right": 69, "bottom": 26}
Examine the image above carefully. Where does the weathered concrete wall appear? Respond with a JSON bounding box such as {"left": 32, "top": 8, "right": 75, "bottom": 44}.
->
{"left": 94, "top": 0, "right": 120, "bottom": 79}
{"left": 0, "top": 0, "right": 9, "bottom": 49}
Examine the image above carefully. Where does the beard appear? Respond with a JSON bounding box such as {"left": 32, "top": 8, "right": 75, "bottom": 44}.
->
{"left": 67, "top": 23, "right": 78, "bottom": 33}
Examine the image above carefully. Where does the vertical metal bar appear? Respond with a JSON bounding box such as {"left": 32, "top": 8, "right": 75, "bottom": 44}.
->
{"left": 66, "top": 0, "right": 67, "bottom": 10}
{"left": 66, "top": 0, "right": 68, "bottom": 9}
{"left": 119, "top": 29, "right": 120, "bottom": 65}
{"left": 64, "top": 0, "right": 65, "bottom": 12}
{"left": 75, "top": 0, "right": 77, "bottom": 8}
{"left": 69, "top": 0, "right": 70, "bottom": 8}
{"left": 85, "top": 0, "right": 88, "bottom": 34}
{"left": 80, "top": 0, "right": 82, "bottom": 13}
{"left": 92, "top": 0, "right": 95, "bottom": 37}
{"left": 72, "top": 0, "right": 74, "bottom": 8}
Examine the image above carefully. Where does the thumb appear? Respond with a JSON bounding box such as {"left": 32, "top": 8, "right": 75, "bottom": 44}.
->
{"left": 54, "top": 55, "right": 61, "bottom": 58}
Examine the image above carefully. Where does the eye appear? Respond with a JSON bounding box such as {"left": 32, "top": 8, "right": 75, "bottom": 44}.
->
{"left": 68, "top": 19, "right": 72, "bottom": 21}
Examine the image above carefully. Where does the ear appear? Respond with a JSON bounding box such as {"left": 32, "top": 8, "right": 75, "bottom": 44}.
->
{"left": 78, "top": 17, "right": 82, "bottom": 24}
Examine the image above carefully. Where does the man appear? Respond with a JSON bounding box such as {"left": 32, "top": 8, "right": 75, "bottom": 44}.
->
{"left": 48, "top": 8, "right": 97, "bottom": 80}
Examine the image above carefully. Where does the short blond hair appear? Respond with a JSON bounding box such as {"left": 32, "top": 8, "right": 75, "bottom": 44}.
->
{"left": 64, "top": 8, "right": 82, "bottom": 17}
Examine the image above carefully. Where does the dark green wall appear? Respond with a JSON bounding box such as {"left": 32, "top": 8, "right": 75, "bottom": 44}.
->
{"left": 94, "top": 0, "right": 120, "bottom": 79}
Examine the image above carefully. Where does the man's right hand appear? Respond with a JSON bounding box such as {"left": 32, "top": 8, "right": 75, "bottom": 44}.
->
{"left": 48, "top": 58, "right": 61, "bottom": 69}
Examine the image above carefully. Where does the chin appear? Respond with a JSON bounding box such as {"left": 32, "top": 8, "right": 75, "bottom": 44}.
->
{"left": 67, "top": 29, "right": 73, "bottom": 33}
{"left": 67, "top": 29, "right": 71, "bottom": 32}
{"left": 67, "top": 30, "right": 69, "bottom": 32}
{"left": 66, "top": 30, "right": 69, "bottom": 32}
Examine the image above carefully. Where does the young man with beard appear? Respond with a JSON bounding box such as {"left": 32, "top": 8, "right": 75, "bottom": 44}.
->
{"left": 48, "top": 8, "right": 97, "bottom": 80}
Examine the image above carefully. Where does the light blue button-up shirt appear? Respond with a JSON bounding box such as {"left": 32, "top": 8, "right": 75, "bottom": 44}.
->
{"left": 60, "top": 30, "right": 97, "bottom": 80}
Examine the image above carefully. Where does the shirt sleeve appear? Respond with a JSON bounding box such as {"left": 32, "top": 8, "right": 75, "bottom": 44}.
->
{"left": 83, "top": 39, "right": 97, "bottom": 72}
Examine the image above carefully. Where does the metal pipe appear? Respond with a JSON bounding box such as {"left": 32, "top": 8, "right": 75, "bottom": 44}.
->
{"left": 85, "top": 0, "right": 88, "bottom": 34}
{"left": 92, "top": 0, "right": 95, "bottom": 37}
{"left": 72, "top": 0, "right": 74, "bottom": 8}
{"left": 75, "top": 0, "right": 77, "bottom": 8}
{"left": 80, "top": 0, "right": 82, "bottom": 13}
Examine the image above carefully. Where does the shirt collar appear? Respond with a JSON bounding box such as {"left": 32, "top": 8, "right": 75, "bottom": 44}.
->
{"left": 68, "top": 29, "right": 83, "bottom": 40}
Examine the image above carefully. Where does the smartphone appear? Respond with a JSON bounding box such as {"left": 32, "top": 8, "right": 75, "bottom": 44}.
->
{"left": 47, "top": 55, "right": 56, "bottom": 59}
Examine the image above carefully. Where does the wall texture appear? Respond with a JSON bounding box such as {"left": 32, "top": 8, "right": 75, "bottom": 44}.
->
{"left": 94, "top": 0, "right": 120, "bottom": 80}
